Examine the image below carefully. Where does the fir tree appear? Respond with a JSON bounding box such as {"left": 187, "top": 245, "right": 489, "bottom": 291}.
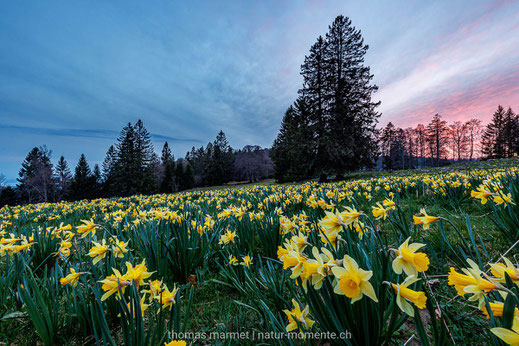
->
{"left": 113, "top": 122, "right": 138, "bottom": 196}
{"left": 55, "top": 155, "right": 72, "bottom": 201}
{"left": 175, "top": 159, "right": 184, "bottom": 191}
{"left": 17, "top": 146, "right": 55, "bottom": 203}
{"left": 482, "top": 106, "right": 506, "bottom": 158}
{"left": 70, "top": 154, "right": 96, "bottom": 200}
{"left": 324, "top": 15, "right": 380, "bottom": 173}
{"left": 183, "top": 163, "right": 195, "bottom": 190}
{"left": 160, "top": 141, "right": 175, "bottom": 193}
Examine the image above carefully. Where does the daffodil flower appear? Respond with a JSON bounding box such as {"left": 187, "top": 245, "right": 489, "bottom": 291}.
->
{"left": 155, "top": 284, "right": 179, "bottom": 311}
{"left": 99, "top": 268, "right": 131, "bottom": 301}
{"left": 489, "top": 257, "right": 519, "bottom": 284}
{"left": 372, "top": 202, "right": 390, "bottom": 220}
{"left": 283, "top": 299, "right": 315, "bottom": 333}
{"left": 240, "top": 255, "right": 252, "bottom": 268}
{"left": 482, "top": 300, "right": 519, "bottom": 319}
{"left": 470, "top": 186, "right": 494, "bottom": 204}
{"left": 413, "top": 208, "right": 439, "bottom": 230}
{"left": 331, "top": 255, "right": 378, "bottom": 303}
{"left": 76, "top": 219, "right": 97, "bottom": 238}
{"left": 391, "top": 275, "right": 427, "bottom": 317}
{"left": 491, "top": 315, "right": 519, "bottom": 345}
{"left": 88, "top": 239, "right": 109, "bottom": 265}
{"left": 392, "top": 237, "right": 430, "bottom": 276}
{"left": 219, "top": 229, "right": 237, "bottom": 245}
{"left": 60, "top": 268, "right": 87, "bottom": 287}
{"left": 448, "top": 258, "right": 498, "bottom": 308}
{"left": 282, "top": 251, "right": 306, "bottom": 278}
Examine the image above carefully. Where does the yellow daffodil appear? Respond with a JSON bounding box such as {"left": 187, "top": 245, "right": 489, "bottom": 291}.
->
{"left": 155, "top": 284, "right": 179, "bottom": 311}
{"left": 99, "top": 268, "right": 131, "bottom": 301}
{"left": 283, "top": 299, "right": 315, "bottom": 333}
{"left": 494, "top": 193, "right": 514, "bottom": 205}
{"left": 142, "top": 279, "right": 163, "bottom": 298}
{"left": 58, "top": 240, "right": 72, "bottom": 257}
{"left": 60, "top": 268, "right": 87, "bottom": 287}
{"left": 391, "top": 275, "right": 427, "bottom": 317}
{"left": 372, "top": 202, "right": 390, "bottom": 220}
{"left": 448, "top": 259, "right": 498, "bottom": 308}
{"left": 76, "top": 219, "right": 97, "bottom": 238}
{"left": 471, "top": 186, "right": 494, "bottom": 204}
{"left": 219, "top": 230, "right": 237, "bottom": 245}
{"left": 290, "top": 232, "right": 308, "bottom": 252}
{"left": 392, "top": 237, "right": 430, "bottom": 276}
{"left": 490, "top": 257, "right": 519, "bottom": 283}
{"left": 331, "top": 255, "right": 378, "bottom": 303}
{"left": 491, "top": 315, "right": 519, "bottom": 345}
{"left": 282, "top": 251, "right": 306, "bottom": 278}
{"left": 125, "top": 259, "right": 154, "bottom": 288}
{"left": 111, "top": 238, "right": 129, "bottom": 258}
{"left": 413, "top": 208, "right": 439, "bottom": 230}
{"left": 240, "top": 255, "right": 252, "bottom": 268}
{"left": 301, "top": 247, "right": 335, "bottom": 290}
{"left": 228, "top": 254, "right": 238, "bottom": 266}
{"left": 88, "top": 239, "right": 109, "bottom": 265}
{"left": 482, "top": 300, "right": 519, "bottom": 319}
{"left": 318, "top": 210, "right": 346, "bottom": 234}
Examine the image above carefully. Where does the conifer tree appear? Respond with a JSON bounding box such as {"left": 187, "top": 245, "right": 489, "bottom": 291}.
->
{"left": 324, "top": 15, "right": 380, "bottom": 173}
{"left": 160, "top": 141, "right": 175, "bottom": 193}
{"left": 482, "top": 105, "right": 507, "bottom": 158}
{"left": 272, "top": 15, "right": 380, "bottom": 180}
{"left": 184, "top": 163, "right": 195, "bottom": 190}
{"left": 55, "top": 155, "right": 72, "bottom": 201}
{"left": 70, "top": 154, "right": 95, "bottom": 200}
{"left": 175, "top": 159, "right": 185, "bottom": 191}
{"left": 17, "top": 146, "right": 55, "bottom": 203}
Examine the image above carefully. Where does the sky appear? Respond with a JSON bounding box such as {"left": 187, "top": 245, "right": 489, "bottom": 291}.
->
{"left": 1, "top": 0, "right": 519, "bottom": 184}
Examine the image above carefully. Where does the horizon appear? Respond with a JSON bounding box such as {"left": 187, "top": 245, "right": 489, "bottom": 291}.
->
{"left": 2, "top": 1, "right": 519, "bottom": 183}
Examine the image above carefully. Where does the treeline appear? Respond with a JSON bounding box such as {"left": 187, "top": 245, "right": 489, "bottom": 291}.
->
{"left": 271, "top": 15, "right": 380, "bottom": 182}
{"left": 0, "top": 121, "right": 273, "bottom": 206}
{"left": 379, "top": 106, "right": 519, "bottom": 170}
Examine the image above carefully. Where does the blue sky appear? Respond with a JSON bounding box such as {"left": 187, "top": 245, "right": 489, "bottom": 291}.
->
{"left": 1, "top": 0, "right": 519, "bottom": 183}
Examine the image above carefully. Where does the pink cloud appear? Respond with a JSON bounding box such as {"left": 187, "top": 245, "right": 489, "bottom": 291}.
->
{"left": 386, "top": 67, "right": 519, "bottom": 127}
{"left": 378, "top": 1, "right": 519, "bottom": 128}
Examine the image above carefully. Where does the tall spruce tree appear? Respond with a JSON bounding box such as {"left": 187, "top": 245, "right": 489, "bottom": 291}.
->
{"left": 102, "top": 145, "right": 117, "bottom": 195}
{"left": 482, "top": 106, "right": 507, "bottom": 158}
{"left": 70, "top": 154, "right": 96, "bottom": 200}
{"left": 113, "top": 122, "right": 137, "bottom": 196}
{"left": 183, "top": 163, "right": 195, "bottom": 190}
{"left": 272, "top": 15, "right": 380, "bottom": 181}
{"left": 208, "top": 131, "right": 234, "bottom": 185}
{"left": 17, "top": 146, "right": 55, "bottom": 203}
{"left": 300, "top": 35, "right": 328, "bottom": 172}
{"left": 134, "top": 119, "right": 158, "bottom": 194}
{"left": 271, "top": 99, "right": 314, "bottom": 182}
{"left": 324, "top": 15, "right": 380, "bottom": 174}
{"left": 503, "top": 107, "right": 519, "bottom": 157}
{"left": 55, "top": 155, "right": 72, "bottom": 201}
{"left": 175, "top": 159, "right": 185, "bottom": 191}
{"left": 160, "top": 141, "right": 175, "bottom": 193}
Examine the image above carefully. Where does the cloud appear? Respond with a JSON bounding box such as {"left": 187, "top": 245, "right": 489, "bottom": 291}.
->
{"left": 0, "top": 125, "right": 203, "bottom": 143}
{"left": 378, "top": 0, "right": 519, "bottom": 127}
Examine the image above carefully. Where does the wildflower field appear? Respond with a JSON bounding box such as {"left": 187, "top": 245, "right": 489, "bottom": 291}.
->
{"left": 1, "top": 159, "right": 519, "bottom": 345}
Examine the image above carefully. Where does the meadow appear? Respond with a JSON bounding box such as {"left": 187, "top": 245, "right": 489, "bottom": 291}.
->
{"left": 1, "top": 159, "right": 519, "bottom": 345}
